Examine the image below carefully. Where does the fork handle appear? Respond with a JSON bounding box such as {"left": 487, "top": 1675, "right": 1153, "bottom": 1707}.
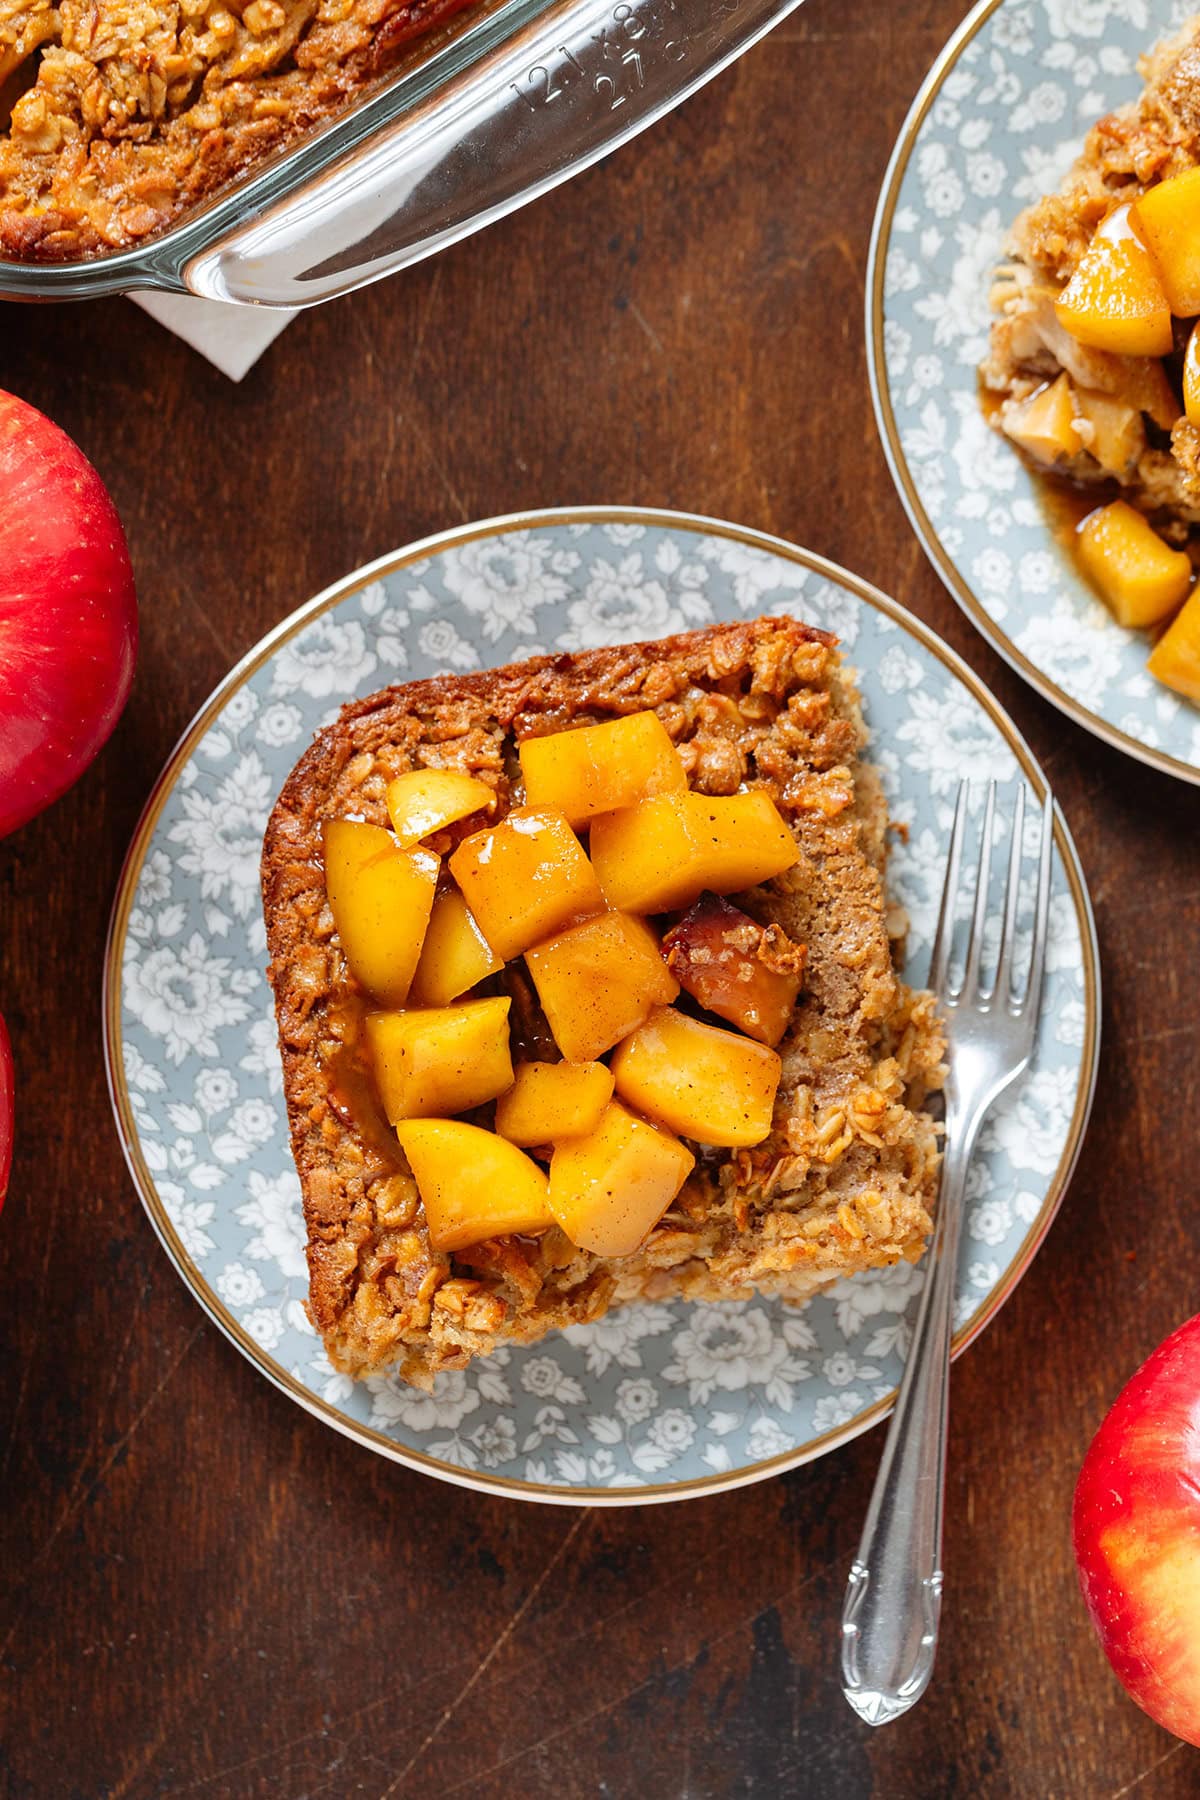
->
{"left": 839, "top": 1116, "right": 978, "bottom": 1725}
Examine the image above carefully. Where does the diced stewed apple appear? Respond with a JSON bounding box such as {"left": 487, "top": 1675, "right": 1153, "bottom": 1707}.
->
{"left": 366, "top": 996, "right": 513, "bottom": 1123}
{"left": 385, "top": 769, "right": 496, "bottom": 847}
{"left": 1131, "top": 168, "right": 1200, "bottom": 318}
{"left": 589, "top": 790, "right": 799, "bottom": 915}
{"left": 1184, "top": 325, "right": 1200, "bottom": 428}
{"left": 449, "top": 807, "right": 606, "bottom": 960}
{"left": 610, "top": 1005, "right": 781, "bottom": 1147}
{"left": 495, "top": 1060, "right": 615, "bottom": 1148}
{"left": 397, "top": 1118, "right": 553, "bottom": 1251}
{"left": 408, "top": 887, "right": 503, "bottom": 1007}
{"left": 322, "top": 818, "right": 438, "bottom": 1008}
{"left": 1076, "top": 501, "right": 1193, "bottom": 629}
{"left": 663, "top": 893, "right": 805, "bottom": 1047}
{"left": 1072, "top": 386, "right": 1146, "bottom": 478}
{"left": 1126, "top": 357, "right": 1184, "bottom": 434}
{"left": 518, "top": 710, "right": 686, "bottom": 827}
{"left": 525, "top": 911, "right": 679, "bottom": 1062}
{"left": 1147, "top": 581, "right": 1200, "bottom": 704}
{"left": 547, "top": 1101, "right": 695, "bottom": 1257}
{"left": 1054, "top": 204, "right": 1173, "bottom": 357}
{"left": 688, "top": 794, "right": 802, "bottom": 893}
{"left": 1002, "top": 373, "right": 1082, "bottom": 465}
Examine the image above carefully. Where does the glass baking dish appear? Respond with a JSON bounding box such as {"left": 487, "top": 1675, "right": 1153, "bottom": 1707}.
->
{"left": 0, "top": 0, "right": 805, "bottom": 309}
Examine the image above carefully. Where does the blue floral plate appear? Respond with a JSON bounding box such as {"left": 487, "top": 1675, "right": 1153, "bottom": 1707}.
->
{"left": 103, "top": 510, "right": 1100, "bottom": 1504}
{"left": 868, "top": 0, "right": 1200, "bottom": 786}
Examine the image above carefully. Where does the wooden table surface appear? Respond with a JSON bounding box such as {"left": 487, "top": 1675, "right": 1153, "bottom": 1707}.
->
{"left": 3, "top": 0, "right": 1198, "bottom": 1793}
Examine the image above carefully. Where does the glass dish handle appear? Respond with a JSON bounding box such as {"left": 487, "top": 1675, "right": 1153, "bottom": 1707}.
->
{"left": 183, "top": 0, "right": 807, "bottom": 307}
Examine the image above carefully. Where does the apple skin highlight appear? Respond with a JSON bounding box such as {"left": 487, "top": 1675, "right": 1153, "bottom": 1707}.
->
{"left": 0, "top": 390, "right": 138, "bottom": 840}
{"left": 1073, "top": 1313, "right": 1200, "bottom": 1747}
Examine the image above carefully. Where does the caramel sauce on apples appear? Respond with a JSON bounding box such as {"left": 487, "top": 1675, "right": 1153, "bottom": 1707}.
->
{"left": 978, "top": 376, "right": 1200, "bottom": 604}
{"left": 1038, "top": 478, "right": 1105, "bottom": 552}
{"left": 978, "top": 382, "right": 1004, "bottom": 429}
{"left": 980, "top": 377, "right": 1129, "bottom": 596}
{"left": 1027, "top": 472, "right": 1200, "bottom": 616}
{"left": 321, "top": 992, "right": 402, "bottom": 1168}
{"left": 497, "top": 963, "right": 560, "bottom": 1064}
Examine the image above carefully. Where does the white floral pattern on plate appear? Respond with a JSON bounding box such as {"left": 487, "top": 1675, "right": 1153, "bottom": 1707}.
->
{"left": 870, "top": 0, "right": 1200, "bottom": 783}
{"left": 107, "top": 514, "right": 1098, "bottom": 1502}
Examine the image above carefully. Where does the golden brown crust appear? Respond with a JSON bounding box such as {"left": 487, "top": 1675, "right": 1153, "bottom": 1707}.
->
{"left": 1006, "top": 19, "right": 1200, "bottom": 285}
{"left": 262, "top": 618, "right": 945, "bottom": 1389}
{"left": 0, "top": 0, "right": 473, "bottom": 261}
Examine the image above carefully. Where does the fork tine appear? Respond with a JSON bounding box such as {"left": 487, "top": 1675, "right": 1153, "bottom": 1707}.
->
{"left": 992, "top": 785, "right": 1026, "bottom": 1005}
{"left": 1018, "top": 793, "right": 1055, "bottom": 1016}
{"left": 928, "top": 780, "right": 969, "bottom": 998}
{"left": 962, "top": 781, "right": 996, "bottom": 1002}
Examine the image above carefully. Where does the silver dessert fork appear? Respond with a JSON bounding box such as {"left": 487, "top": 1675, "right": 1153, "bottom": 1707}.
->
{"left": 840, "top": 779, "right": 1054, "bottom": 1726}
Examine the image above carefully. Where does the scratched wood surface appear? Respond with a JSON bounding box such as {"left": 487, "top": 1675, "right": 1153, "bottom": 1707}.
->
{"left": 2, "top": 0, "right": 1198, "bottom": 1793}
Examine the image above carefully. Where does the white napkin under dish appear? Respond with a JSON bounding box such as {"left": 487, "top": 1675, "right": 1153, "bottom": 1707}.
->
{"left": 132, "top": 291, "right": 297, "bottom": 381}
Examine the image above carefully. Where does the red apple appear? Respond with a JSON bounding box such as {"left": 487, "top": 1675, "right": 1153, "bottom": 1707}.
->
{"left": 1073, "top": 1313, "right": 1200, "bottom": 1746}
{"left": 0, "top": 1012, "right": 11, "bottom": 1214}
{"left": 0, "top": 390, "right": 137, "bottom": 839}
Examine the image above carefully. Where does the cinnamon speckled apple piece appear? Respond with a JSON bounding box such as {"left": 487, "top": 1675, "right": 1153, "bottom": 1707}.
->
{"left": 663, "top": 892, "right": 806, "bottom": 1047}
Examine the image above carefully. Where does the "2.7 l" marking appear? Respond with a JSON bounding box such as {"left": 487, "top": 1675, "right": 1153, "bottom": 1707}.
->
{"left": 508, "top": 0, "right": 694, "bottom": 116}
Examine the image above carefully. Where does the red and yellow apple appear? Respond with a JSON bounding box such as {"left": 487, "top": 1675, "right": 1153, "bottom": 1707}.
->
{"left": 0, "top": 391, "right": 138, "bottom": 839}
{"left": 1073, "top": 1312, "right": 1200, "bottom": 1745}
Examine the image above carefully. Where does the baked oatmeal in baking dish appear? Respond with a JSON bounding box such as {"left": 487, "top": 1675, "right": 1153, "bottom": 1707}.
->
{"left": 0, "top": 0, "right": 471, "bottom": 260}
{"left": 982, "top": 13, "right": 1200, "bottom": 701}
{"left": 261, "top": 618, "right": 945, "bottom": 1390}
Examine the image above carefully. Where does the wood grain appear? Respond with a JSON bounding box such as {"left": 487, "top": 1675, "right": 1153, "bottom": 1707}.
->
{"left": 2, "top": 0, "right": 1198, "bottom": 1792}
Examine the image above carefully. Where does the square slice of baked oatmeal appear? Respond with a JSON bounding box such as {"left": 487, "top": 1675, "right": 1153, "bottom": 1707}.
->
{"left": 262, "top": 618, "right": 945, "bottom": 1388}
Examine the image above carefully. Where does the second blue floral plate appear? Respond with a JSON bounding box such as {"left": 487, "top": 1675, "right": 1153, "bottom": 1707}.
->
{"left": 868, "top": 0, "right": 1200, "bottom": 784}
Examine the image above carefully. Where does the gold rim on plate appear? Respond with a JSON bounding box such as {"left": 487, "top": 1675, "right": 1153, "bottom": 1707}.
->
{"left": 866, "top": 0, "right": 1200, "bottom": 790}
{"left": 102, "top": 506, "right": 1102, "bottom": 1506}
